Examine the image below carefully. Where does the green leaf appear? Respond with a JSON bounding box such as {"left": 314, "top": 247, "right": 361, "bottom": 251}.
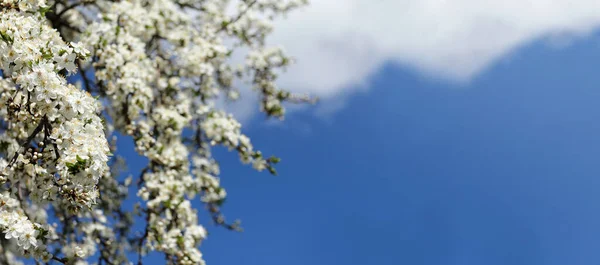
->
{"left": 268, "top": 166, "right": 277, "bottom": 176}
{"left": 269, "top": 156, "right": 281, "bottom": 164}
{"left": 0, "top": 31, "right": 13, "bottom": 44}
{"left": 38, "top": 6, "right": 52, "bottom": 16}
{"left": 66, "top": 156, "right": 88, "bottom": 174}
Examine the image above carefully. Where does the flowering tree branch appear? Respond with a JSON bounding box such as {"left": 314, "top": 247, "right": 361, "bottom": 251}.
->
{"left": 0, "top": 0, "right": 314, "bottom": 264}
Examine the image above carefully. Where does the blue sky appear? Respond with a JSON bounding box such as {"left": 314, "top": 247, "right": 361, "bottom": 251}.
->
{"left": 136, "top": 33, "right": 600, "bottom": 265}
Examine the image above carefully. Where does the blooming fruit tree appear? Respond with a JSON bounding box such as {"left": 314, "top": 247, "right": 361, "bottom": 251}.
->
{"left": 0, "top": 0, "right": 312, "bottom": 264}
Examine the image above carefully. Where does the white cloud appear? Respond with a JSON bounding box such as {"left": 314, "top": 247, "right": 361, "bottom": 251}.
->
{"left": 228, "top": 0, "right": 600, "bottom": 122}
{"left": 268, "top": 0, "right": 600, "bottom": 96}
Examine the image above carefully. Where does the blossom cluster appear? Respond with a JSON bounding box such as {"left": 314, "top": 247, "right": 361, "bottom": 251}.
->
{"left": 0, "top": 0, "right": 312, "bottom": 264}
{"left": 0, "top": 8, "right": 110, "bottom": 210}
{"left": 0, "top": 192, "right": 53, "bottom": 261}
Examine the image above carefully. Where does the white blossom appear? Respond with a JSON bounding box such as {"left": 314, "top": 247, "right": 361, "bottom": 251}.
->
{"left": 0, "top": 0, "right": 312, "bottom": 263}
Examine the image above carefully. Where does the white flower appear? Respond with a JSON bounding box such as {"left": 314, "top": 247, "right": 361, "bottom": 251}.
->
{"left": 70, "top": 42, "right": 89, "bottom": 57}
{"left": 19, "top": 228, "right": 39, "bottom": 250}
{"left": 0, "top": 0, "right": 310, "bottom": 263}
{"left": 56, "top": 52, "right": 77, "bottom": 73}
